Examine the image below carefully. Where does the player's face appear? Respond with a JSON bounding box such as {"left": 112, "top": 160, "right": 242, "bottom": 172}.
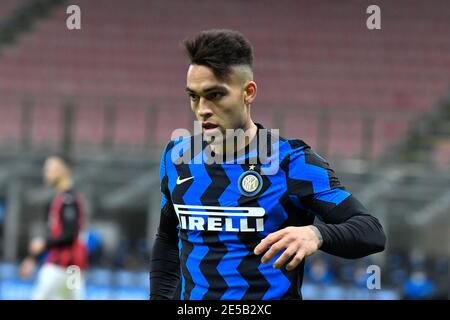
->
{"left": 43, "top": 157, "right": 66, "bottom": 186}
{"left": 186, "top": 64, "right": 250, "bottom": 141}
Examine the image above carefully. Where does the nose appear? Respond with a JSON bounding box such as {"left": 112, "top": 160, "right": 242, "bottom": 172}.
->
{"left": 197, "top": 97, "right": 213, "bottom": 118}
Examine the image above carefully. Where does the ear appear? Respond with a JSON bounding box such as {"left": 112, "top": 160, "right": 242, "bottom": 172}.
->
{"left": 244, "top": 81, "right": 257, "bottom": 105}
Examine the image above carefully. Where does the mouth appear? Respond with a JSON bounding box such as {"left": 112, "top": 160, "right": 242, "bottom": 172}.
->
{"left": 202, "top": 122, "right": 219, "bottom": 131}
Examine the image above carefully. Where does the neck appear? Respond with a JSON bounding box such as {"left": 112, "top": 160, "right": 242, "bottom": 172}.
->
{"left": 55, "top": 177, "right": 72, "bottom": 193}
{"left": 211, "top": 119, "right": 258, "bottom": 155}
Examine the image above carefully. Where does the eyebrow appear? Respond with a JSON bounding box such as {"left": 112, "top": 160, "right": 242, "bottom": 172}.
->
{"left": 185, "top": 85, "right": 228, "bottom": 95}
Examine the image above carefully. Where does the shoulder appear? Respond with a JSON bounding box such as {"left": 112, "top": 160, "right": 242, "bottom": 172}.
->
{"left": 160, "top": 135, "right": 199, "bottom": 179}
{"left": 280, "top": 137, "right": 330, "bottom": 168}
{"left": 256, "top": 128, "right": 314, "bottom": 175}
{"left": 278, "top": 137, "right": 338, "bottom": 188}
{"left": 260, "top": 128, "right": 308, "bottom": 159}
{"left": 160, "top": 135, "right": 197, "bottom": 160}
{"left": 60, "top": 190, "right": 79, "bottom": 207}
{"left": 281, "top": 138, "right": 343, "bottom": 193}
{"left": 276, "top": 136, "right": 312, "bottom": 165}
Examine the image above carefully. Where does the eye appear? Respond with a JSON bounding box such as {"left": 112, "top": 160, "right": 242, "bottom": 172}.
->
{"left": 189, "top": 94, "right": 199, "bottom": 102}
{"left": 207, "top": 92, "right": 225, "bottom": 101}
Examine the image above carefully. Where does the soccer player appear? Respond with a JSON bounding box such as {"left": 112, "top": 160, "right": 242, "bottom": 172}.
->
{"left": 20, "top": 155, "right": 88, "bottom": 299}
{"left": 150, "top": 29, "right": 386, "bottom": 300}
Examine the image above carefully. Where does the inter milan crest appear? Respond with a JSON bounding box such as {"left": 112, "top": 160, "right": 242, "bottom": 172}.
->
{"left": 238, "top": 165, "right": 263, "bottom": 197}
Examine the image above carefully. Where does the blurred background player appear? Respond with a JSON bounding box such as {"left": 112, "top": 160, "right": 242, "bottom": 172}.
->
{"left": 19, "top": 155, "right": 88, "bottom": 299}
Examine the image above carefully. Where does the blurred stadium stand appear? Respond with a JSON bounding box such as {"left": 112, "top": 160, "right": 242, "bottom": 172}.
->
{"left": 0, "top": 1, "right": 28, "bottom": 21}
{"left": 0, "top": 0, "right": 449, "bottom": 299}
{"left": 0, "top": 0, "right": 449, "bottom": 157}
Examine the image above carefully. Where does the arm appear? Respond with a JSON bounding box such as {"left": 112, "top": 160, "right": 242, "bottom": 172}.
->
{"left": 308, "top": 193, "right": 386, "bottom": 259}
{"left": 292, "top": 147, "right": 385, "bottom": 258}
{"left": 27, "top": 196, "right": 80, "bottom": 258}
{"left": 150, "top": 205, "right": 181, "bottom": 300}
{"left": 150, "top": 143, "right": 181, "bottom": 300}
{"left": 254, "top": 145, "right": 385, "bottom": 269}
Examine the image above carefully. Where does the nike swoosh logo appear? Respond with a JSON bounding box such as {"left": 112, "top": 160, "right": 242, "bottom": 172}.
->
{"left": 176, "top": 176, "right": 194, "bottom": 185}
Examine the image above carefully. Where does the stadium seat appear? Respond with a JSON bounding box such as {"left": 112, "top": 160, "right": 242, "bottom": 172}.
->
{"left": 0, "top": 0, "right": 449, "bottom": 154}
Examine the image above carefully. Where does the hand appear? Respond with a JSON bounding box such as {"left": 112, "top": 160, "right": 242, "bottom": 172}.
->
{"left": 19, "top": 257, "right": 36, "bottom": 279}
{"left": 29, "top": 237, "right": 46, "bottom": 256}
{"left": 254, "top": 226, "right": 322, "bottom": 271}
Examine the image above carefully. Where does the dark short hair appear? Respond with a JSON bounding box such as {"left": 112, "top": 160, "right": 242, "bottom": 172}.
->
{"left": 183, "top": 29, "right": 253, "bottom": 80}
